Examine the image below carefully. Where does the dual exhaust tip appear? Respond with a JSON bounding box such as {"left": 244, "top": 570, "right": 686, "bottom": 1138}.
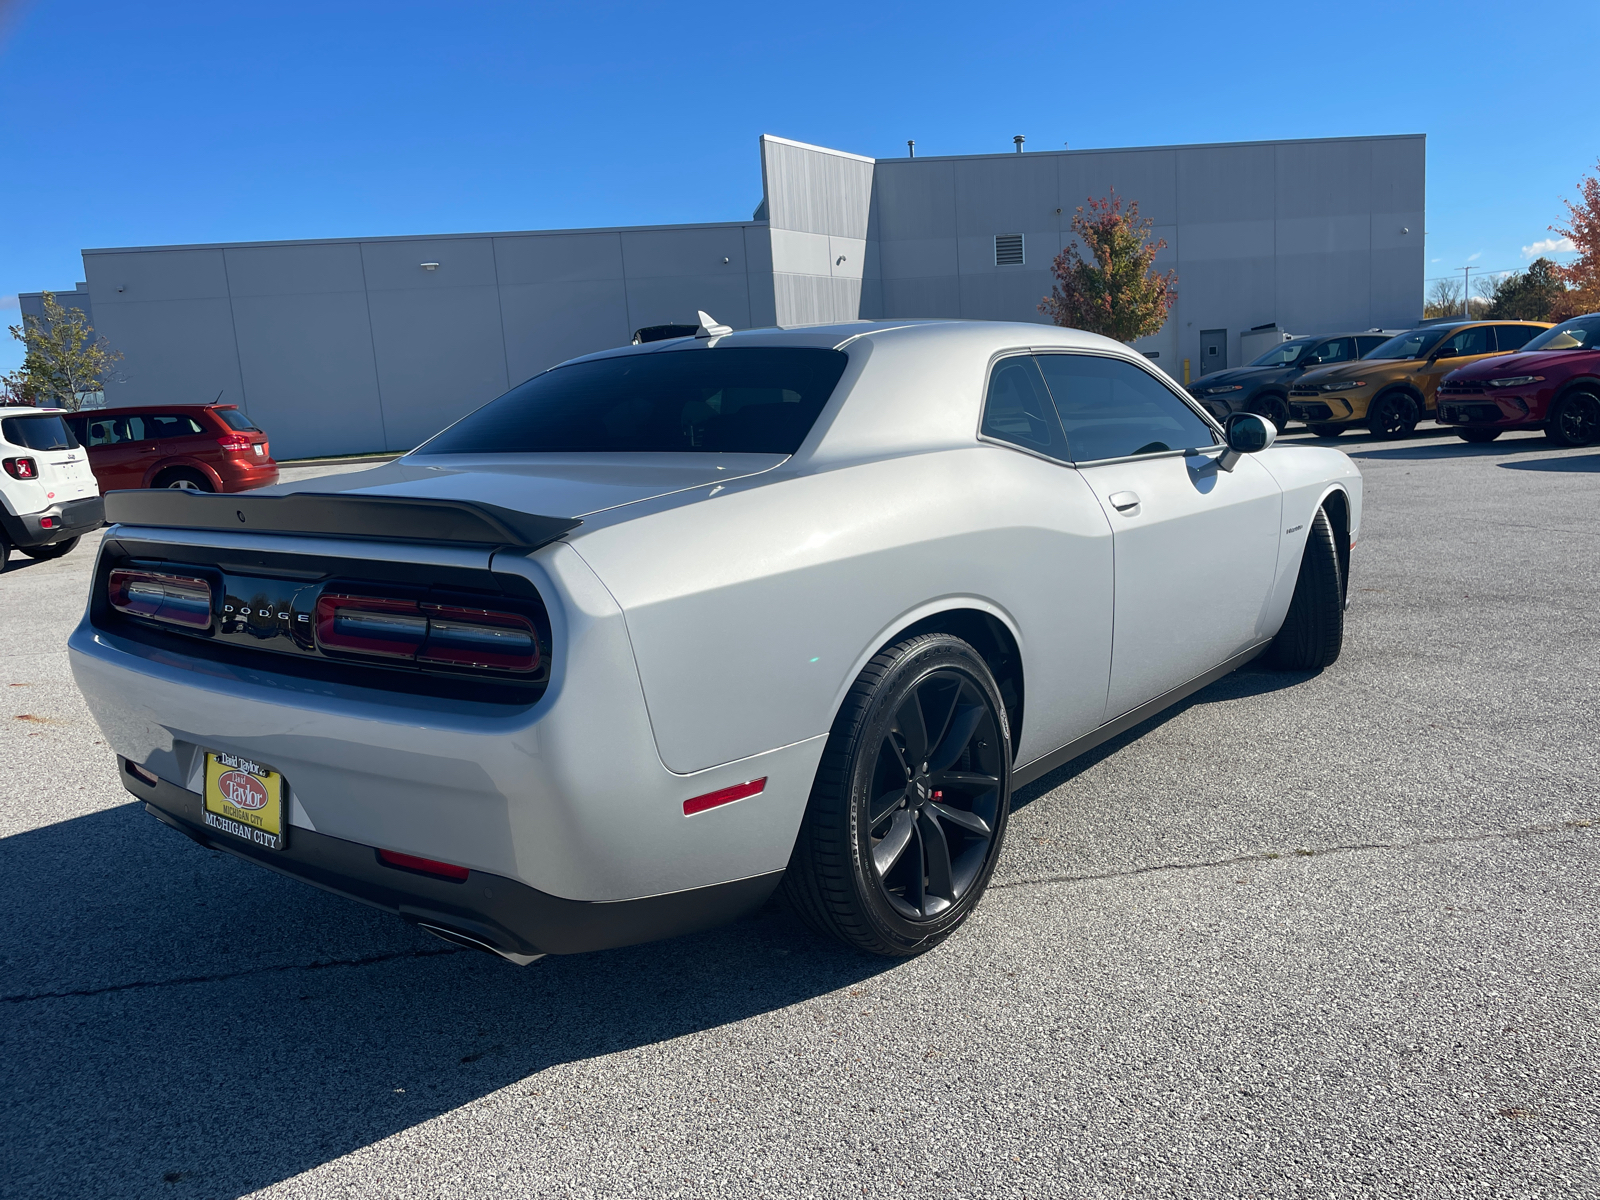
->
{"left": 415, "top": 921, "right": 545, "bottom": 967}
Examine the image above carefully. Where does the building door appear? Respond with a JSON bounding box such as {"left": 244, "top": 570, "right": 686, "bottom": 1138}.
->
{"left": 1199, "top": 329, "right": 1228, "bottom": 375}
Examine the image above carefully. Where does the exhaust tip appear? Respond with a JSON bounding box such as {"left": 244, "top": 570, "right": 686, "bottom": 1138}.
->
{"left": 416, "top": 921, "right": 544, "bottom": 967}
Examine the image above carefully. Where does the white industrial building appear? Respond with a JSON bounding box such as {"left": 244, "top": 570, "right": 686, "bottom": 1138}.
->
{"left": 23, "top": 132, "right": 1425, "bottom": 459}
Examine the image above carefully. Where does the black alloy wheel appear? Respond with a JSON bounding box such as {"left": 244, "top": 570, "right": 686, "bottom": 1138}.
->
{"left": 1307, "top": 423, "right": 1346, "bottom": 438}
{"left": 1367, "top": 392, "right": 1421, "bottom": 438}
{"left": 1249, "top": 394, "right": 1290, "bottom": 433}
{"left": 1547, "top": 391, "right": 1600, "bottom": 447}
{"left": 1457, "top": 428, "right": 1502, "bottom": 444}
{"left": 20, "top": 537, "right": 81, "bottom": 561}
{"left": 783, "top": 633, "right": 1011, "bottom": 956}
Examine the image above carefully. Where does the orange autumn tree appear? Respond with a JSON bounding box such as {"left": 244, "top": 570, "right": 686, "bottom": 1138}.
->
{"left": 1039, "top": 191, "right": 1175, "bottom": 342}
{"left": 1551, "top": 158, "right": 1600, "bottom": 319}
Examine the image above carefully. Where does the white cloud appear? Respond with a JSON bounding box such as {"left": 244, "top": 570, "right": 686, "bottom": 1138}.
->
{"left": 1430, "top": 257, "right": 1441, "bottom": 263}
{"left": 1523, "top": 236, "right": 1576, "bottom": 257}
{"left": 1467, "top": 251, "right": 1482, "bottom": 262}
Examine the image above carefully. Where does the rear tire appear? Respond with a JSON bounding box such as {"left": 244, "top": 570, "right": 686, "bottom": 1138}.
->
{"left": 0, "top": 528, "right": 10, "bottom": 574}
{"left": 156, "top": 468, "right": 214, "bottom": 492}
{"left": 781, "top": 634, "right": 1012, "bottom": 956}
{"left": 1266, "top": 506, "right": 1344, "bottom": 672}
{"left": 1457, "top": 428, "right": 1502, "bottom": 444}
{"left": 21, "top": 537, "right": 80, "bottom": 561}
{"left": 1367, "top": 392, "right": 1420, "bottom": 438}
{"left": 1546, "top": 391, "right": 1600, "bottom": 447}
{"left": 1307, "top": 423, "right": 1345, "bottom": 438}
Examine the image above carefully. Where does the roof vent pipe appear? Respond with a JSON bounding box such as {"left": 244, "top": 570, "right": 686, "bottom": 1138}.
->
{"left": 1013, "top": 135, "right": 1025, "bottom": 153}
{"left": 907, "top": 140, "right": 915, "bottom": 158}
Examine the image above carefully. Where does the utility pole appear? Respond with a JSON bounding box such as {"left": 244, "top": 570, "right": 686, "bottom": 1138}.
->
{"left": 1462, "top": 266, "right": 1472, "bottom": 318}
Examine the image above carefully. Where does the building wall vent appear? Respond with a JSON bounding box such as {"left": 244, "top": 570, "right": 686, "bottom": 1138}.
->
{"left": 994, "top": 234, "right": 1025, "bottom": 266}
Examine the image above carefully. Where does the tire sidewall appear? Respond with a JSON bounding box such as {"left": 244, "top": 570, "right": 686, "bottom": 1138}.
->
{"left": 845, "top": 637, "right": 1012, "bottom": 952}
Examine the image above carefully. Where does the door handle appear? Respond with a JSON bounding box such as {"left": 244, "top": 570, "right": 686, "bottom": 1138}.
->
{"left": 1108, "top": 491, "right": 1140, "bottom": 513}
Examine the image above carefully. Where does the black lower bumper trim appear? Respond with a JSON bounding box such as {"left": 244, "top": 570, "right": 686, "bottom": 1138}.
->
{"left": 121, "top": 759, "right": 783, "bottom": 957}
{"left": 2, "top": 495, "right": 105, "bottom": 548}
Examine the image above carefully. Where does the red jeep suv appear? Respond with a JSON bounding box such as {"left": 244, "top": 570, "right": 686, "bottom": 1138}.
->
{"left": 1436, "top": 314, "right": 1600, "bottom": 446}
{"left": 64, "top": 403, "right": 279, "bottom": 492}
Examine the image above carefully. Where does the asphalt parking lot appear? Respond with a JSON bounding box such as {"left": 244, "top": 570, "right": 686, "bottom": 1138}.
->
{"left": 2, "top": 431, "right": 1597, "bottom": 1199}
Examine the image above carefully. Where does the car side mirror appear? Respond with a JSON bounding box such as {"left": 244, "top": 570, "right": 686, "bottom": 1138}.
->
{"left": 1217, "top": 412, "right": 1275, "bottom": 473}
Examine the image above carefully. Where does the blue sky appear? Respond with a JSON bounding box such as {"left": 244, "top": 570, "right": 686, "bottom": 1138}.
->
{"left": 3, "top": 0, "right": 1595, "bottom": 372}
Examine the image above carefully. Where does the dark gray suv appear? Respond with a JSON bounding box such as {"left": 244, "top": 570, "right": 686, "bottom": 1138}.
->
{"left": 1189, "top": 331, "right": 1400, "bottom": 430}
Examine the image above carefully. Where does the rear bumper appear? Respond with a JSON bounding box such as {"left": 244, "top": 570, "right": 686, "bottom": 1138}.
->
{"left": 124, "top": 761, "right": 782, "bottom": 957}
{"left": 1, "top": 494, "right": 104, "bottom": 547}
{"left": 217, "top": 459, "right": 280, "bottom": 492}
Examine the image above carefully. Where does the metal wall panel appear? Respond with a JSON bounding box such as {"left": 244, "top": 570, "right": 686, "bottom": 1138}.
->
{"left": 763, "top": 136, "right": 874, "bottom": 325}
{"left": 223, "top": 243, "right": 384, "bottom": 459}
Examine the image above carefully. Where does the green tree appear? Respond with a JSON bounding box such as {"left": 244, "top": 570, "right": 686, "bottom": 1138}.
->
{"left": 1039, "top": 192, "right": 1175, "bottom": 342}
{"left": 1479, "top": 259, "right": 1565, "bottom": 321}
{"left": 3, "top": 291, "right": 123, "bottom": 409}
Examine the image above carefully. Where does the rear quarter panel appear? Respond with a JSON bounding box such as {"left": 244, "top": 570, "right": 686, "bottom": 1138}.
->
{"left": 570, "top": 444, "right": 1116, "bottom": 774}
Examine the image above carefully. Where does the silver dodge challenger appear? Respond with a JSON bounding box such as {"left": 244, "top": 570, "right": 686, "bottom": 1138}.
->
{"left": 71, "top": 318, "right": 1360, "bottom": 962}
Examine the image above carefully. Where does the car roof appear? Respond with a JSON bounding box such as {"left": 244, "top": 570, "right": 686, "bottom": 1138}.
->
{"left": 0, "top": 406, "right": 68, "bottom": 415}
{"left": 69, "top": 403, "right": 235, "bottom": 416}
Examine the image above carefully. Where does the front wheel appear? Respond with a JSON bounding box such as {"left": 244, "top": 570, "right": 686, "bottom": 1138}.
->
{"left": 21, "top": 537, "right": 80, "bottom": 561}
{"left": 1367, "top": 393, "right": 1420, "bottom": 438}
{"left": 1457, "top": 428, "right": 1502, "bottom": 444}
{"left": 1547, "top": 391, "right": 1600, "bottom": 447}
{"left": 1307, "top": 423, "right": 1346, "bottom": 438}
{"left": 1266, "top": 506, "right": 1345, "bottom": 672}
{"left": 782, "top": 634, "right": 1012, "bottom": 956}
{"left": 1248, "top": 394, "right": 1290, "bottom": 433}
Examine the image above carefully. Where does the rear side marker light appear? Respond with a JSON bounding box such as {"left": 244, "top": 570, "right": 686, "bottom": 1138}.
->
{"left": 109, "top": 568, "right": 214, "bottom": 630}
{"left": 216, "top": 434, "right": 253, "bottom": 451}
{"left": 683, "top": 777, "right": 767, "bottom": 816}
{"left": 3, "top": 456, "right": 37, "bottom": 479}
{"left": 315, "top": 594, "right": 540, "bottom": 673}
{"left": 377, "top": 849, "right": 470, "bottom": 881}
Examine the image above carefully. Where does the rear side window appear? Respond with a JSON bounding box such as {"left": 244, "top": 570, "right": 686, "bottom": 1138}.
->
{"left": 145, "top": 413, "right": 207, "bottom": 439}
{"left": 980, "top": 356, "right": 1067, "bottom": 458}
{"left": 213, "top": 407, "right": 261, "bottom": 432}
{"left": 1035, "top": 354, "right": 1217, "bottom": 462}
{"left": 2, "top": 415, "right": 80, "bottom": 451}
{"left": 1493, "top": 324, "right": 1541, "bottom": 351}
{"left": 418, "top": 347, "right": 849, "bottom": 456}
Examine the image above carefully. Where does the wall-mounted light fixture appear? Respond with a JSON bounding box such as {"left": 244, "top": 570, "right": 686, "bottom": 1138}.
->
{"left": 836, "top": 255, "right": 847, "bottom": 265}
{"left": 421, "top": 263, "right": 439, "bottom": 271}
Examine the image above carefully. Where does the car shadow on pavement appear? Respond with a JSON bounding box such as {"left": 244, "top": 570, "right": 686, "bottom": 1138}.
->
{"left": 1342, "top": 437, "right": 1556, "bottom": 461}
{"left": 1009, "top": 665, "right": 1313, "bottom": 811}
{"left": 1, "top": 801, "right": 892, "bottom": 1198}
{"left": 1499, "top": 452, "right": 1600, "bottom": 472}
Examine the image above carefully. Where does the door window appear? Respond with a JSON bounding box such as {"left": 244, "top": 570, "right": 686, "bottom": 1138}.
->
{"left": 1436, "top": 326, "right": 1493, "bottom": 358}
{"left": 1312, "top": 338, "right": 1355, "bottom": 364}
{"left": 980, "top": 355, "right": 1068, "bottom": 459}
{"left": 145, "top": 413, "right": 207, "bottom": 439}
{"left": 1492, "top": 324, "right": 1541, "bottom": 351}
{"left": 1034, "top": 354, "right": 1218, "bottom": 463}
{"left": 80, "top": 416, "right": 147, "bottom": 446}
{"left": 1355, "top": 336, "right": 1387, "bottom": 356}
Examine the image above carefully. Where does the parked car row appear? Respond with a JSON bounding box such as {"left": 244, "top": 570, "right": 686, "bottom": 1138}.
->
{"left": 0, "top": 401, "right": 279, "bottom": 570}
{"left": 1193, "top": 313, "right": 1600, "bottom": 447}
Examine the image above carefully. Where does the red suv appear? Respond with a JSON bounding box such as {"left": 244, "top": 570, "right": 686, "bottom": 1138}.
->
{"left": 64, "top": 403, "right": 279, "bottom": 492}
{"left": 1436, "top": 313, "right": 1600, "bottom": 446}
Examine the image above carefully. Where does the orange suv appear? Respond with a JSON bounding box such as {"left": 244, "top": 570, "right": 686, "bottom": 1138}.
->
{"left": 1287, "top": 320, "right": 1550, "bottom": 437}
{"left": 65, "top": 403, "right": 279, "bottom": 493}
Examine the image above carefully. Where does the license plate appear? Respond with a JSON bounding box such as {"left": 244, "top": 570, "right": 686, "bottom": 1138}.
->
{"left": 202, "top": 752, "right": 286, "bottom": 850}
{"left": 253, "top": 444, "right": 264, "bottom": 456}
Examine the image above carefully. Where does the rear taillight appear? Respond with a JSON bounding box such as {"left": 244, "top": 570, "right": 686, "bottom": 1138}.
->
{"left": 315, "top": 593, "right": 540, "bottom": 673}
{"left": 216, "top": 434, "right": 252, "bottom": 452}
{"left": 108, "top": 568, "right": 214, "bottom": 630}
{"left": 3, "top": 457, "right": 38, "bottom": 479}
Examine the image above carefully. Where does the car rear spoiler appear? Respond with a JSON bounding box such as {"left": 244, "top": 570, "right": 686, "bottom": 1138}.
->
{"left": 102, "top": 490, "right": 581, "bottom": 550}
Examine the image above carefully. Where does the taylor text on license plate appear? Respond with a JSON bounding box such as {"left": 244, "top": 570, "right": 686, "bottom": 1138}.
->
{"left": 202, "top": 752, "right": 285, "bottom": 850}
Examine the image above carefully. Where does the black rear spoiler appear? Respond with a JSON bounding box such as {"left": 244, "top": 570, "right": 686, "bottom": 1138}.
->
{"left": 103, "top": 490, "right": 580, "bottom": 550}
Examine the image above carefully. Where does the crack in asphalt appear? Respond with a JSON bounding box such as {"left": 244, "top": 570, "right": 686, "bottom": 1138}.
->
{"left": 4, "top": 821, "right": 1591, "bottom": 1006}
{"left": 993, "top": 818, "right": 1594, "bottom": 890}
{"left": 2, "top": 945, "right": 464, "bottom": 1006}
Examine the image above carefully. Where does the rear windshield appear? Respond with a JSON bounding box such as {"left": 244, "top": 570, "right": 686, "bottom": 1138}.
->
{"left": 2, "top": 415, "right": 80, "bottom": 451}
{"left": 416, "top": 348, "right": 850, "bottom": 456}
{"left": 213, "top": 407, "right": 261, "bottom": 432}
{"left": 1522, "top": 315, "right": 1600, "bottom": 352}
{"left": 1365, "top": 328, "right": 1449, "bottom": 360}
